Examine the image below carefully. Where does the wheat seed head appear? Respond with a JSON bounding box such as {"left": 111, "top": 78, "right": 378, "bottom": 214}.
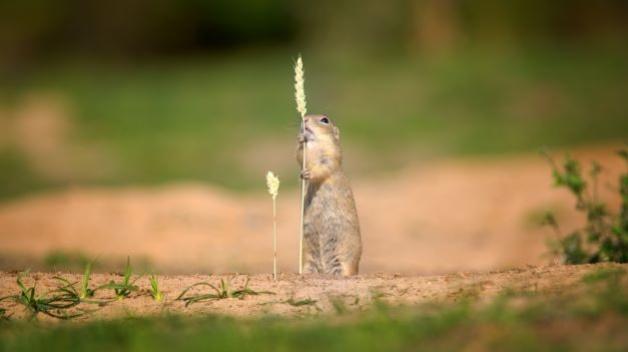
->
{"left": 294, "top": 55, "right": 307, "bottom": 119}
{"left": 266, "top": 171, "right": 280, "bottom": 199}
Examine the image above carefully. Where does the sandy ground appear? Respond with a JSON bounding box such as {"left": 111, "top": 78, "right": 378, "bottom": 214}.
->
{"left": 0, "top": 143, "right": 625, "bottom": 321}
{"left": 1, "top": 263, "right": 625, "bottom": 321}
{"left": 0, "top": 143, "right": 624, "bottom": 274}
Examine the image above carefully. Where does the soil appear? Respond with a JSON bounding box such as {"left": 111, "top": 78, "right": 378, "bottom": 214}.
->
{"left": 0, "top": 263, "right": 625, "bottom": 321}
{"left": 0, "top": 143, "right": 625, "bottom": 321}
{"left": 0, "top": 143, "right": 623, "bottom": 274}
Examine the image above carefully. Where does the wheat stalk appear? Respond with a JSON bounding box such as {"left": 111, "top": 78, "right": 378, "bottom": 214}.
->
{"left": 294, "top": 55, "right": 307, "bottom": 274}
{"left": 294, "top": 55, "right": 307, "bottom": 118}
{"left": 266, "top": 171, "right": 280, "bottom": 280}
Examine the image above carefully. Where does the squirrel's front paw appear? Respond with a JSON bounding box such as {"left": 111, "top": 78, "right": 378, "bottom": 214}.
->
{"left": 300, "top": 169, "right": 311, "bottom": 180}
{"left": 298, "top": 134, "right": 306, "bottom": 144}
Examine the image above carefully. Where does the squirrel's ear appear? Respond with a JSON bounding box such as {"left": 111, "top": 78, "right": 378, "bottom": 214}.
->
{"left": 333, "top": 126, "right": 340, "bottom": 140}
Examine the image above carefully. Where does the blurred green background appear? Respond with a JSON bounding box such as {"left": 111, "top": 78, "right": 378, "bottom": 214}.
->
{"left": 1, "top": 0, "right": 627, "bottom": 199}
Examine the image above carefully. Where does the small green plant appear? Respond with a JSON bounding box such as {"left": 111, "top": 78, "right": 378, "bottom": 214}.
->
{"left": 149, "top": 275, "right": 164, "bottom": 302}
{"left": 79, "top": 262, "right": 96, "bottom": 299}
{"left": 541, "top": 149, "right": 628, "bottom": 264}
{"left": 176, "top": 277, "right": 270, "bottom": 306}
{"left": 0, "top": 295, "right": 12, "bottom": 321}
{"left": 285, "top": 297, "right": 317, "bottom": 307}
{"left": 73, "top": 261, "right": 115, "bottom": 306}
{"left": 0, "top": 307, "right": 8, "bottom": 321}
{"left": 582, "top": 267, "right": 626, "bottom": 284}
{"left": 7, "top": 272, "right": 83, "bottom": 320}
{"left": 329, "top": 296, "right": 348, "bottom": 315}
{"left": 100, "top": 257, "right": 140, "bottom": 300}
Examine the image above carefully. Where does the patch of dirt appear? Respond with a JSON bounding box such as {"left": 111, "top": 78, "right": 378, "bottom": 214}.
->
{"left": 0, "top": 143, "right": 623, "bottom": 274}
{"left": 0, "top": 263, "right": 624, "bottom": 321}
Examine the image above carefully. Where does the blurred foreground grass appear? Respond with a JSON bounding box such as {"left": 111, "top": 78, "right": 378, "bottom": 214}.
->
{"left": 0, "top": 267, "right": 626, "bottom": 351}
{"left": 1, "top": 48, "right": 627, "bottom": 198}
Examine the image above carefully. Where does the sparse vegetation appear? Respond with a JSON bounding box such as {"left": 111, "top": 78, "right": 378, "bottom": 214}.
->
{"left": 0, "top": 260, "right": 168, "bottom": 320}
{"left": 0, "top": 266, "right": 625, "bottom": 351}
{"left": 0, "top": 307, "right": 8, "bottom": 321}
{"left": 100, "top": 258, "right": 140, "bottom": 300}
{"left": 3, "top": 272, "right": 83, "bottom": 320}
{"left": 79, "top": 262, "right": 95, "bottom": 300}
{"left": 542, "top": 149, "right": 628, "bottom": 264}
{"left": 149, "top": 275, "right": 164, "bottom": 302}
{"left": 285, "top": 297, "right": 317, "bottom": 307}
{"left": 0, "top": 296, "right": 12, "bottom": 321}
{"left": 176, "top": 277, "right": 270, "bottom": 306}
{"left": 329, "top": 296, "right": 348, "bottom": 315}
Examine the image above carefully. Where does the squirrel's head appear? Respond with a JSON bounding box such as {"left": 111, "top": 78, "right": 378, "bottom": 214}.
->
{"left": 301, "top": 114, "right": 340, "bottom": 144}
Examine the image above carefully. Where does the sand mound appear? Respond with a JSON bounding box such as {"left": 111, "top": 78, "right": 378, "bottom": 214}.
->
{"left": 0, "top": 144, "right": 623, "bottom": 274}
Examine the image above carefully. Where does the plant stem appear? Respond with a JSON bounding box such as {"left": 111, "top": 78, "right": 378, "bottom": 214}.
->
{"left": 272, "top": 197, "right": 278, "bottom": 280}
{"left": 299, "top": 141, "right": 307, "bottom": 274}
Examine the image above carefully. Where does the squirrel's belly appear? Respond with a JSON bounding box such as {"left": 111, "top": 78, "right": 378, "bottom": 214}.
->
{"left": 303, "top": 179, "right": 361, "bottom": 275}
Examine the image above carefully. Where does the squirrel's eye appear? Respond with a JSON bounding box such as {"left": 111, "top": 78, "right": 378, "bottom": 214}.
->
{"left": 320, "top": 117, "right": 329, "bottom": 124}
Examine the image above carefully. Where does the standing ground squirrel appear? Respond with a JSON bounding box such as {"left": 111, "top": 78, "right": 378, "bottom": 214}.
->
{"left": 297, "top": 114, "right": 362, "bottom": 276}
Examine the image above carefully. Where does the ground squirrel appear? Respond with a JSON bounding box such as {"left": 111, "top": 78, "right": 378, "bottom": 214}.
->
{"left": 297, "top": 114, "right": 362, "bottom": 276}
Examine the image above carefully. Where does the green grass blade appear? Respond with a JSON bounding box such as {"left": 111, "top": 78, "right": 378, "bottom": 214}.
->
{"left": 176, "top": 282, "right": 218, "bottom": 301}
{"left": 80, "top": 262, "right": 94, "bottom": 299}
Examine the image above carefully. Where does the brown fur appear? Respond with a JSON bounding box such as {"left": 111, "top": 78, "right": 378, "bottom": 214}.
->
{"left": 297, "top": 114, "right": 361, "bottom": 276}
